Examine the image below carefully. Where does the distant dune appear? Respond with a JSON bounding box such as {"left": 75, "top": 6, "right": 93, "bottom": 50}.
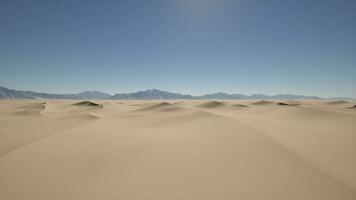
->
{"left": 73, "top": 100, "right": 103, "bottom": 107}
{"left": 251, "top": 100, "right": 275, "bottom": 105}
{"left": 347, "top": 105, "right": 356, "bottom": 109}
{"left": 326, "top": 100, "right": 349, "bottom": 105}
{"left": 233, "top": 103, "right": 249, "bottom": 108}
{"left": 277, "top": 101, "right": 300, "bottom": 106}
{"left": 143, "top": 102, "right": 172, "bottom": 109}
{"left": 198, "top": 100, "right": 226, "bottom": 108}
{"left": 14, "top": 102, "right": 46, "bottom": 115}
{"left": 0, "top": 100, "right": 356, "bottom": 200}
{"left": 139, "top": 102, "right": 185, "bottom": 112}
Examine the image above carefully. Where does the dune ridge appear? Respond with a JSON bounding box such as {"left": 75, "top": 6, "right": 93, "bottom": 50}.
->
{"left": 14, "top": 102, "right": 46, "bottom": 115}
{"left": 326, "top": 100, "right": 349, "bottom": 105}
{"left": 233, "top": 103, "right": 249, "bottom": 108}
{"left": 251, "top": 100, "right": 275, "bottom": 105}
{"left": 73, "top": 100, "right": 103, "bottom": 107}
{"left": 277, "top": 101, "right": 300, "bottom": 106}
{"left": 347, "top": 105, "right": 356, "bottom": 109}
{"left": 133, "top": 102, "right": 185, "bottom": 113}
{"left": 198, "top": 100, "right": 225, "bottom": 108}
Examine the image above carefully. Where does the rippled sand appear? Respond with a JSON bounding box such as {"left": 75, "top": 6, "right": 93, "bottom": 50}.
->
{"left": 1, "top": 99, "right": 355, "bottom": 200}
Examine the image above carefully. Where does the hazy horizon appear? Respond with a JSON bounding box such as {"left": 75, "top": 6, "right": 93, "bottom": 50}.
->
{"left": 1, "top": 0, "right": 355, "bottom": 97}
{"left": 0, "top": 85, "right": 353, "bottom": 99}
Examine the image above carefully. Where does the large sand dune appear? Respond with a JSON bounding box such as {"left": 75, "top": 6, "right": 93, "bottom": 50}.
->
{"left": 0, "top": 100, "right": 355, "bottom": 200}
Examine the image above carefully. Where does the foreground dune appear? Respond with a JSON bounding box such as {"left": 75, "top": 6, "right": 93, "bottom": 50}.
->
{"left": 0, "top": 100, "right": 355, "bottom": 200}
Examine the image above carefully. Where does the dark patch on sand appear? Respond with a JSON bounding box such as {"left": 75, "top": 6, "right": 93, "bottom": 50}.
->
{"left": 73, "top": 101, "right": 103, "bottom": 107}
{"left": 198, "top": 101, "right": 225, "bottom": 108}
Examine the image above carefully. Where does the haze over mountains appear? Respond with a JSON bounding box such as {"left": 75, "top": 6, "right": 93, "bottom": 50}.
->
{"left": 0, "top": 86, "right": 350, "bottom": 100}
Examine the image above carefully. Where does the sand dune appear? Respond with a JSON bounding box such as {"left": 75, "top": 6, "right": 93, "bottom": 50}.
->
{"left": 138, "top": 102, "right": 187, "bottom": 112}
{"left": 73, "top": 100, "right": 103, "bottom": 107}
{"left": 251, "top": 100, "right": 275, "bottom": 105}
{"left": 14, "top": 102, "right": 46, "bottom": 115}
{"left": 347, "top": 105, "right": 356, "bottom": 109}
{"left": 233, "top": 103, "right": 249, "bottom": 108}
{"left": 198, "top": 100, "right": 225, "bottom": 108}
{"left": 142, "top": 102, "right": 172, "bottom": 110}
{"left": 0, "top": 100, "right": 355, "bottom": 200}
{"left": 326, "top": 100, "right": 349, "bottom": 105}
{"left": 277, "top": 100, "right": 300, "bottom": 106}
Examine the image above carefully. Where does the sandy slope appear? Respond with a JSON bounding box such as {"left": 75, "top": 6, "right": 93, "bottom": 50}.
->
{"left": 0, "top": 100, "right": 355, "bottom": 200}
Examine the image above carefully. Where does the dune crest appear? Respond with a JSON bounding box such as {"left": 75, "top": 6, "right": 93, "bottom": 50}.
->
{"left": 347, "top": 105, "right": 356, "bottom": 109}
{"left": 326, "top": 100, "right": 349, "bottom": 105}
{"left": 73, "top": 101, "right": 103, "bottom": 107}
{"left": 141, "top": 102, "right": 171, "bottom": 110}
{"left": 14, "top": 102, "right": 46, "bottom": 115}
{"left": 251, "top": 100, "right": 275, "bottom": 105}
{"left": 198, "top": 101, "right": 225, "bottom": 108}
{"left": 140, "top": 102, "right": 186, "bottom": 112}
{"left": 233, "top": 103, "right": 249, "bottom": 108}
{"left": 68, "top": 113, "right": 100, "bottom": 120}
{"left": 277, "top": 101, "right": 300, "bottom": 106}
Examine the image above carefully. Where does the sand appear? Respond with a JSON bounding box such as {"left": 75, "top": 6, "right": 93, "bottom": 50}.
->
{"left": 0, "top": 99, "right": 355, "bottom": 200}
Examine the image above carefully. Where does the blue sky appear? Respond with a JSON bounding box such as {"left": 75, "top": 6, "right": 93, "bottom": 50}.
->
{"left": 0, "top": 0, "right": 355, "bottom": 97}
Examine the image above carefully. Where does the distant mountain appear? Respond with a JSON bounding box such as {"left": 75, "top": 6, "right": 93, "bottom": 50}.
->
{"left": 325, "top": 97, "right": 355, "bottom": 101}
{"left": 269, "top": 94, "right": 322, "bottom": 100}
{"left": 198, "top": 93, "right": 249, "bottom": 99}
{"left": 0, "top": 86, "right": 345, "bottom": 100}
{"left": 76, "top": 91, "right": 112, "bottom": 99}
{"left": 0, "top": 87, "right": 194, "bottom": 100}
{"left": 112, "top": 89, "right": 195, "bottom": 99}
{"left": 249, "top": 94, "right": 269, "bottom": 99}
{"left": 198, "top": 93, "right": 321, "bottom": 100}
{"left": 0, "top": 86, "right": 112, "bottom": 99}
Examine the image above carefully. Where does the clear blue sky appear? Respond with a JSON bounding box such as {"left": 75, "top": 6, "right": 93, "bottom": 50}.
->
{"left": 1, "top": 0, "right": 355, "bottom": 97}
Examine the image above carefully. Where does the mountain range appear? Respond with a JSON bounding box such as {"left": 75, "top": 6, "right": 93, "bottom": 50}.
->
{"left": 0, "top": 86, "right": 349, "bottom": 100}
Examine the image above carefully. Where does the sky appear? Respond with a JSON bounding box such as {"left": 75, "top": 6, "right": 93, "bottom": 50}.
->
{"left": 0, "top": 0, "right": 355, "bottom": 97}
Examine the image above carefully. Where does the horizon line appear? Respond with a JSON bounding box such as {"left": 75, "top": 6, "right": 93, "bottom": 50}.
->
{"left": 1, "top": 86, "right": 354, "bottom": 99}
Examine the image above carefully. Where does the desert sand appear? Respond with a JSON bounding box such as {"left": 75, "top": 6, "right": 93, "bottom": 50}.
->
{"left": 0, "top": 99, "right": 356, "bottom": 200}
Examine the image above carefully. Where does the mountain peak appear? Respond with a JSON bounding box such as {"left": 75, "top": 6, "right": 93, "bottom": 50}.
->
{"left": 0, "top": 86, "right": 335, "bottom": 100}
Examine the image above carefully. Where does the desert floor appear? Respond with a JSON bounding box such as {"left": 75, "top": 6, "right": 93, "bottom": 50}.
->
{"left": 0, "top": 99, "right": 356, "bottom": 200}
